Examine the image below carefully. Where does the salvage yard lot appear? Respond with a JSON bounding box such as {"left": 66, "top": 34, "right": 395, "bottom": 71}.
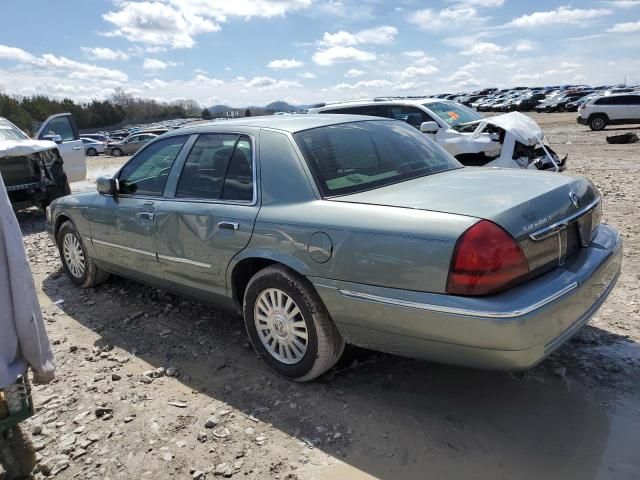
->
{"left": 8, "top": 113, "right": 640, "bottom": 480}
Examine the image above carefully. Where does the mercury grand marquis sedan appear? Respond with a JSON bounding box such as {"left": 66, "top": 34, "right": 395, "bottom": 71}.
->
{"left": 46, "top": 115, "right": 622, "bottom": 381}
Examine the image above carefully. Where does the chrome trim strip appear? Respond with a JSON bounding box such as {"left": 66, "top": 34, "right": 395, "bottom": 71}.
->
{"left": 338, "top": 282, "right": 579, "bottom": 319}
{"left": 529, "top": 198, "right": 600, "bottom": 241}
{"left": 92, "top": 238, "right": 156, "bottom": 258}
{"left": 157, "top": 254, "right": 211, "bottom": 269}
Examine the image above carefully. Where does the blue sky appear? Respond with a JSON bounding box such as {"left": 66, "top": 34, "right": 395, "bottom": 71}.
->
{"left": 0, "top": 0, "right": 639, "bottom": 107}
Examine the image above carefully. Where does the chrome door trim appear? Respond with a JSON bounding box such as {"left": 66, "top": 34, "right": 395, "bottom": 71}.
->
{"left": 529, "top": 198, "right": 600, "bottom": 241}
{"left": 91, "top": 238, "right": 157, "bottom": 258}
{"left": 338, "top": 282, "right": 579, "bottom": 319}
{"left": 157, "top": 254, "right": 211, "bottom": 269}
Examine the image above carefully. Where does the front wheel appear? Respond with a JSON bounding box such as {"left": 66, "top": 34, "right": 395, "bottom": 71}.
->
{"left": 0, "top": 425, "right": 37, "bottom": 479}
{"left": 86, "top": 147, "right": 97, "bottom": 156}
{"left": 111, "top": 148, "right": 122, "bottom": 157}
{"left": 57, "top": 221, "right": 109, "bottom": 288}
{"left": 243, "top": 266, "right": 345, "bottom": 382}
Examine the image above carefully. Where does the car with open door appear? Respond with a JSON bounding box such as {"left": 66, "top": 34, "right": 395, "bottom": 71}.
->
{"left": 46, "top": 115, "right": 621, "bottom": 381}
{"left": 35, "top": 113, "right": 86, "bottom": 183}
{"left": 0, "top": 117, "right": 70, "bottom": 208}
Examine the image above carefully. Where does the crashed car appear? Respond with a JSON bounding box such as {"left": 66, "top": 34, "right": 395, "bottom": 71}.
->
{"left": 308, "top": 99, "right": 566, "bottom": 171}
{"left": 0, "top": 117, "right": 71, "bottom": 208}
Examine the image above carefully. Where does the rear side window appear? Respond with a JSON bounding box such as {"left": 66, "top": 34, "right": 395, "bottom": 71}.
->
{"left": 118, "top": 135, "right": 188, "bottom": 196}
{"left": 627, "top": 95, "right": 640, "bottom": 105}
{"left": 176, "top": 134, "right": 253, "bottom": 202}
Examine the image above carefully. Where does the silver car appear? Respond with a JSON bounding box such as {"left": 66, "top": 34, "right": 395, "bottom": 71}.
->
{"left": 107, "top": 133, "right": 158, "bottom": 157}
{"left": 46, "top": 115, "right": 622, "bottom": 381}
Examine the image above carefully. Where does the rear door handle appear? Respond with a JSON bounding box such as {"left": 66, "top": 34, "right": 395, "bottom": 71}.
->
{"left": 138, "top": 212, "right": 154, "bottom": 220}
{"left": 217, "top": 221, "right": 239, "bottom": 231}
{"left": 73, "top": 146, "right": 83, "bottom": 150}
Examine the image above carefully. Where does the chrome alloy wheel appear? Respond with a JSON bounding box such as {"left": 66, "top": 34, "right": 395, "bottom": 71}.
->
{"left": 254, "top": 288, "right": 308, "bottom": 364}
{"left": 62, "top": 233, "right": 86, "bottom": 279}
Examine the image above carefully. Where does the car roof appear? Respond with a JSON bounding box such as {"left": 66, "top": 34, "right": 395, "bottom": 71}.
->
{"left": 314, "top": 98, "right": 450, "bottom": 110}
{"left": 163, "top": 114, "right": 389, "bottom": 136}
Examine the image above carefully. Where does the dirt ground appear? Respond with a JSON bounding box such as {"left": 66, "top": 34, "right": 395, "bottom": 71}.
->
{"left": 3, "top": 113, "right": 640, "bottom": 480}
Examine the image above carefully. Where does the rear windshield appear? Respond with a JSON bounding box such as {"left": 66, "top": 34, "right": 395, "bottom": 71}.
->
{"left": 0, "top": 118, "right": 29, "bottom": 141}
{"left": 424, "top": 102, "right": 483, "bottom": 127}
{"left": 294, "top": 120, "right": 461, "bottom": 197}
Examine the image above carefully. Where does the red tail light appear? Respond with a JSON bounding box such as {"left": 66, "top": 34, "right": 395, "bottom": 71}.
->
{"left": 447, "top": 220, "right": 529, "bottom": 296}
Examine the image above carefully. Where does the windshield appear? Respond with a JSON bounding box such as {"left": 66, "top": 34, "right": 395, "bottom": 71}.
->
{"left": 0, "top": 118, "right": 29, "bottom": 141}
{"left": 425, "top": 101, "right": 483, "bottom": 127}
{"left": 294, "top": 120, "right": 461, "bottom": 197}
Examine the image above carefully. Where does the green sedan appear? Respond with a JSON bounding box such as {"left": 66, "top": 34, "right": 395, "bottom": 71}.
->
{"left": 46, "top": 115, "right": 622, "bottom": 381}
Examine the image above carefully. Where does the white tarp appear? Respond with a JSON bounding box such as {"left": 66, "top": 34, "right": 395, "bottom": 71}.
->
{"left": 0, "top": 171, "right": 56, "bottom": 388}
{"left": 0, "top": 139, "right": 57, "bottom": 158}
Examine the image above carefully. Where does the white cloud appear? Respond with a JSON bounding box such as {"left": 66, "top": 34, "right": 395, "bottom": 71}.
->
{"left": 0, "top": 45, "right": 36, "bottom": 63}
{"left": 333, "top": 79, "right": 393, "bottom": 90}
{"left": 345, "top": 68, "right": 365, "bottom": 78}
{"left": 267, "top": 58, "right": 304, "bottom": 69}
{"left": 81, "top": 47, "right": 130, "bottom": 61}
{"left": 297, "top": 72, "right": 316, "bottom": 79}
{"left": 191, "top": 74, "right": 225, "bottom": 87}
{"left": 606, "top": 0, "right": 640, "bottom": 7}
{"left": 508, "top": 7, "right": 613, "bottom": 28}
{"left": 142, "top": 58, "right": 176, "bottom": 70}
{"left": 459, "top": 41, "right": 504, "bottom": 56}
{"left": 245, "top": 76, "right": 302, "bottom": 90}
{"left": 407, "top": 6, "right": 483, "bottom": 31}
{"left": 402, "top": 50, "right": 426, "bottom": 58}
{"left": 312, "top": 46, "right": 376, "bottom": 66}
{"left": 464, "top": 0, "right": 504, "bottom": 5}
{"left": 513, "top": 40, "right": 537, "bottom": 52}
{"left": 103, "top": 0, "right": 313, "bottom": 49}
{"left": 321, "top": 25, "right": 398, "bottom": 46}
{"left": 400, "top": 65, "right": 439, "bottom": 79}
{"left": 607, "top": 20, "right": 640, "bottom": 32}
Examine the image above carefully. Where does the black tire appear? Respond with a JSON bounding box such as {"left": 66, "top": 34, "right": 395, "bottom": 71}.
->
{"left": 87, "top": 147, "right": 97, "bottom": 156}
{"left": 111, "top": 148, "right": 122, "bottom": 157}
{"left": 589, "top": 115, "right": 608, "bottom": 131}
{"left": 243, "top": 265, "right": 345, "bottom": 382}
{"left": 0, "top": 425, "right": 37, "bottom": 479}
{"left": 57, "top": 221, "right": 109, "bottom": 288}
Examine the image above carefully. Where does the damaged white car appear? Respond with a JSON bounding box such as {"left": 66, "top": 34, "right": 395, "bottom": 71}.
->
{"left": 308, "top": 98, "right": 566, "bottom": 171}
{"left": 0, "top": 115, "right": 85, "bottom": 209}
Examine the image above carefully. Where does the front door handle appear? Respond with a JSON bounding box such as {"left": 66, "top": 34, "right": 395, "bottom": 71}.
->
{"left": 217, "top": 221, "right": 239, "bottom": 231}
{"left": 73, "top": 146, "right": 83, "bottom": 150}
{"left": 138, "top": 212, "right": 154, "bottom": 220}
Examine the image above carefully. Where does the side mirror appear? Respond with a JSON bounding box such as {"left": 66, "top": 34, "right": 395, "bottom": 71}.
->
{"left": 420, "top": 121, "right": 439, "bottom": 134}
{"left": 96, "top": 176, "right": 117, "bottom": 196}
{"left": 43, "top": 134, "right": 63, "bottom": 144}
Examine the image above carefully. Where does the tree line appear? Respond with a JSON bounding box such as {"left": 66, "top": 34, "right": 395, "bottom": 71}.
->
{"left": 0, "top": 88, "right": 201, "bottom": 134}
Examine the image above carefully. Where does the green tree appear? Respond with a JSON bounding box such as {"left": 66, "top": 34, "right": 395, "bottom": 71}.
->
{"left": 244, "top": 108, "right": 251, "bottom": 117}
{"left": 201, "top": 108, "right": 212, "bottom": 120}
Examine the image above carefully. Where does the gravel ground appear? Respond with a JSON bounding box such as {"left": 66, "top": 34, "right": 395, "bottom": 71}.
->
{"left": 3, "top": 113, "right": 640, "bottom": 480}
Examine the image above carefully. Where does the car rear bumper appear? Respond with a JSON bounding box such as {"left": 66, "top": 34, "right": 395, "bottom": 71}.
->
{"left": 310, "top": 224, "right": 622, "bottom": 371}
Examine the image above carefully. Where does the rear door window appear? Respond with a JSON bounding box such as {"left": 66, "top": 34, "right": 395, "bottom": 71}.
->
{"left": 221, "top": 137, "right": 254, "bottom": 202}
{"left": 175, "top": 133, "right": 240, "bottom": 200}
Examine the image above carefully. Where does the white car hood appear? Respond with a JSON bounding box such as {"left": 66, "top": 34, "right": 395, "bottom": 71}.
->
{"left": 468, "top": 112, "right": 544, "bottom": 146}
{"left": 0, "top": 139, "right": 57, "bottom": 158}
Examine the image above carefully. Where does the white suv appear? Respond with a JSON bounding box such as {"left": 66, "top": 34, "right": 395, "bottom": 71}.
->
{"left": 578, "top": 93, "right": 640, "bottom": 130}
{"left": 308, "top": 98, "right": 565, "bottom": 171}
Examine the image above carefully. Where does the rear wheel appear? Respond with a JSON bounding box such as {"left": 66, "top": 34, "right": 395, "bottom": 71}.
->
{"left": 111, "top": 148, "right": 122, "bottom": 157}
{"left": 243, "top": 265, "right": 345, "bottom": 382}
{"left": 57, "top": 221, "right": 109, "bottom": 288}
{"left": 589, "top": 115, "right": 608, "bottom": 131}
{"left": 0, "top": 425, "right": 37, "bottom": 479}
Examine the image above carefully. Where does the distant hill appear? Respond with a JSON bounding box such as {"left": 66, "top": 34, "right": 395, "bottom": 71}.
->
{"left": 206, "top": 100, "right": 304, "bottom": 117}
